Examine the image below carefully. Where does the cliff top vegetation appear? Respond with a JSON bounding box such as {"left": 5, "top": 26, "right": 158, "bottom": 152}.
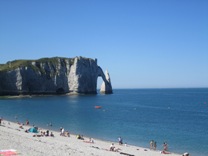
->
{"left": 0, "top": 57, "right": 73, "bottom": 72}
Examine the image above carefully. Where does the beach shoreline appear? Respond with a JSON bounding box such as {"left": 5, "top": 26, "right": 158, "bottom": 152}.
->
{"left": 0, "top": 119, "right": 183, "bottom": 156}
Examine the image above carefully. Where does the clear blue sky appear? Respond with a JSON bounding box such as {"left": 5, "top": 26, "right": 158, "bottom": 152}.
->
{"left": 0, "top": 0, "right": 208, "bottom": 88}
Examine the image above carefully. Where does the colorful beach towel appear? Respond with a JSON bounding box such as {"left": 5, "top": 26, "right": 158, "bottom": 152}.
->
{"left": 0, "top": 149, "right": 17, "bottom": 156}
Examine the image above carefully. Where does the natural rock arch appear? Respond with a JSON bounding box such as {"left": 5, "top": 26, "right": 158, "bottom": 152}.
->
{"left": 0, "top": 57, "right": 113, "bottom": 95}
{"left": 97, "top": 66, "right": 112, "bottom": 94}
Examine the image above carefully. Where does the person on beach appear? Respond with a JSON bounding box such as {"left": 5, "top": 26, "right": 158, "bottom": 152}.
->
{"left": 77, "top": 134, "right": 84, "bottom": 140}
{"left": 110, "top": 143, "right": 115, "bottom": 151}
{"left": 163, "top": 142, "right": 168, "bottom": 151}
{"left": 159, "top": 142, "right": 169, "bottom": 154}
{"left": 90, "top": 138, "right": 94, "bottom": 143}
{"left": 109, "top": 143, "right": 120, "bottom": 152}
{"left": 84, "top": 138, "right": 94, "bottom": 143}
{"left": 77, "top": 134, "right": 81, "bottom": 139}
{"left": 26, "top": 119, "right": 29, "bottom": 125}
{"left": 60, "top": 127, "right": 63, "bottom": 133}
{"left": 46, "top": 130, "right": 49, "bottom": 136}
{"left": 150, "top": 140, "right": 154, "bottom": 150}
{"left": 33, "top": 134, "right": 44, "bottom": 137}
{"left": 50, "top": 132, "right": 54, "bottom": 137}
{"left": 160, "top": 150, "right": 171, "bottom": 154}
{"left": 182, "top": 152, "right": 189, "bottom": 156}
{"left": 0, "top": 117, "right": 2, "bottom": 125}
{"left": 19, "top": 124, "right": 24, "bottom": 129}
{"left": 153, "top": 141, "right": 157, "bottom": 150}
{"left": 118, "top": 137, "right": 123, "bottom": 145}
{"left": 62, "top": 128, "right": 64, "bottom": 135}
{"left": 60, "top": 127, "right": 64, "bottom": 136}
{"left": 64, "top": 131, "right": 70, "bottom": 137}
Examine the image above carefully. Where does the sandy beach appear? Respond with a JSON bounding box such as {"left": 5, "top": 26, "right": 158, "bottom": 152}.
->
{"left": 0, "top": 120, "right": 182, "bottom": 156}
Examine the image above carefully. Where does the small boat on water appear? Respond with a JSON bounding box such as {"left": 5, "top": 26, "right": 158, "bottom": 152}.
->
{"left": 95, "top": 106, "right": 102, "bottom": 109}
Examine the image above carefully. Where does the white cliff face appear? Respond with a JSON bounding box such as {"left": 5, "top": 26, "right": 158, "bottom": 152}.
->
{"left": 15, "top": 68, "right": 22, "bottom": 91}
{"left": 100, "top": 70, "right": 113, "bottom": 94}
{"left": 68, "top": 57, "right": 79, "bottom": 92}
{"left": 105, "top": 70, "right": 111, "bottom": 83}
{"left": 68, "top": 57, "right": 99, "bottom": 94}
{"left": 0, "top": 57, "right": 113, "bottom": 95}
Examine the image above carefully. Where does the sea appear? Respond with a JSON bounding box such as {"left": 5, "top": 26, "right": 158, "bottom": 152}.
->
{"left": 0, "top": 88, "right": 208, "bottom": 156}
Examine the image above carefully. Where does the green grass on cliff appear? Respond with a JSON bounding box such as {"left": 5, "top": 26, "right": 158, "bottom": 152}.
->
{"left": 0, "top": 60, "right": 32, "bottom": 71}
{"left": 0, "top": 57, "right": 74, "bottom": 72}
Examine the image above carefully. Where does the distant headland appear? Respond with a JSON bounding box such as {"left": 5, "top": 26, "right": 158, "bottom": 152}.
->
{"left": 0, "top": 56, "right": 113, "bottom": 96}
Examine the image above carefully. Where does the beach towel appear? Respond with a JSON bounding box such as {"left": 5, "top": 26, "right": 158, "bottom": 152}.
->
{"left": 0, "top": 149, "right": 17, "bottom": 156}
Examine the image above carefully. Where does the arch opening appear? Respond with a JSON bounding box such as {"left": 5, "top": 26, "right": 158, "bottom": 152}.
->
{"left": 97, "top": 66, "right": 113, "bottom": 94}
{"left": 96, "top": 77, "right": 103, "bottom": 92}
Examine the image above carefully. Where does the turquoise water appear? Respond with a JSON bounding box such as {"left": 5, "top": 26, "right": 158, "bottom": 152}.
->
{"left": 0, "top": 89, "right": 208, "bottom": 156}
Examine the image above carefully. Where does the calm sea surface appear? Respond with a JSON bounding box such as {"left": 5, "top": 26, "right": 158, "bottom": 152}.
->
{"left": 0, "top": 88, "right": 208, "bottom": 156}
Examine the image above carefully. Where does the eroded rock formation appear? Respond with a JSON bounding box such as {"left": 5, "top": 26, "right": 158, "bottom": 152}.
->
{"left": 100, "top": 70, "right": 113, "bottom": 94}
{"left": 0, "top": 56, "right": 113, "bottom": 95}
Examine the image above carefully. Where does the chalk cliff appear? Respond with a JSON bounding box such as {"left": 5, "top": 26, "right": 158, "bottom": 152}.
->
{"left": 0, "top": 57, "right": 113, "bottom": 96}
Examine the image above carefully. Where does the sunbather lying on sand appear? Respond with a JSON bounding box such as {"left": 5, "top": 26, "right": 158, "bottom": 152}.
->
{"left": 33, "top": 134, "right": 43, "bottom": 137}
{"left": 160, "top": 150, "right": 171, "bottom": 154}
{"left": 84, "top": 138, "right": 94, "bottom": 143}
